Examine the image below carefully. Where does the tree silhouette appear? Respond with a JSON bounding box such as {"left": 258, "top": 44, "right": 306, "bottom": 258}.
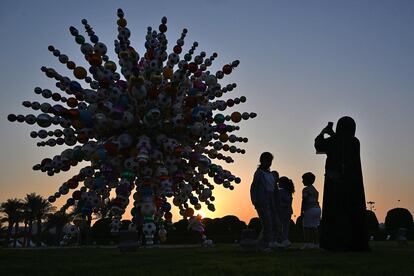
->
{"left": 366, "top": 210, "right": 379, "bottom": 235}
{"left": 247, "top": 217, "right": 261, "bottom": 236}
{"left": 0, "top": 219, "right": 6, "bottom": 242}
{"left": 23, "top": 193, "right": 39, "bottom": 246}
{"left": 0, "top": 198, "right": 24, "bottom": 247}
{"left": 23, "top": 194, "right": 55, "bottom": 247}
{"left": 218, "top": 215, "right": 246, "bottom": 242}
{"left": 45, "top": 211, "right": 71, "bottom": 244}
{"left": 385, "top": 208, "right": 413, "bottom": 233}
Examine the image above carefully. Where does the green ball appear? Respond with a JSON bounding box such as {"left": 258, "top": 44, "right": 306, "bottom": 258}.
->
{"left": 214, "top": 114, "right": 225, "bottom": 124}
{"left": 75, "top": 35, "right": 85, "bottom": 44}
{"left": 184, "top": 54, "right": 192, "bottom": 61}
{"left": 210, "top": 164, "right": 218, "bottom": 172}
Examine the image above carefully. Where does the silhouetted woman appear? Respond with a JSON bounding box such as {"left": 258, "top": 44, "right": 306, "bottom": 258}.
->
{"left": 250, "top": 152, "right": 276, "bottom": 250}
{"left": 315, "top": 116, "right": 369, "bottom": 251}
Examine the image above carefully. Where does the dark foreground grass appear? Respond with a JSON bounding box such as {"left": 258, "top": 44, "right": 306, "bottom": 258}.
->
{"left": 1, "top": 242, "right": 413, "bottom": 276}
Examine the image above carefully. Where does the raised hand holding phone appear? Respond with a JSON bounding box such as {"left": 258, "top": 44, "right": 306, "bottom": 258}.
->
{"left": 322, "top": 122, "right": 334, "bottom": 136}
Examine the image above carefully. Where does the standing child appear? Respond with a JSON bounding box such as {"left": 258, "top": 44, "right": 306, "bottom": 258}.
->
{"left": 250, "top": 152, "right": 277, "bottom": 251}
{"left": 300, "top": 172, "right": 321, "bottom": 249}
{"left": 278, "top": 176, "right": 295, "bottom": 248}
{"left": 270, "top": 170, "right": 283, "bottom": 248}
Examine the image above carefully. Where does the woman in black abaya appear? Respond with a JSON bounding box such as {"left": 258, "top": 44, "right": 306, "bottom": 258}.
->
{"left": 315, "top": 116, "right": 369, "bottom": 251}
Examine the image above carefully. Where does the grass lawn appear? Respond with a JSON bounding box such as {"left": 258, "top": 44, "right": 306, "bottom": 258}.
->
{"left": 1, "top": 242, "right": 413, "bottom": 275}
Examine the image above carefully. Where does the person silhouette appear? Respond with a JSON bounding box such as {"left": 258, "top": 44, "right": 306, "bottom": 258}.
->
{"left": 278, "top": 176, "right": 294, "bottom": 248}
{"left": 300, "top": 172, "right": 321, "bottom": 249}
{"left": 250, "top": 152, "right": 277, "bottom": 251}
{"left": 314, "top": 116, "right": 369, "bottom": 251}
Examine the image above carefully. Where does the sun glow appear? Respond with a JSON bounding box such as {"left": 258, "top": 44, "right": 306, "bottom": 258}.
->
{"left": 196, "top": 210, "right": 206, "bottom": 219}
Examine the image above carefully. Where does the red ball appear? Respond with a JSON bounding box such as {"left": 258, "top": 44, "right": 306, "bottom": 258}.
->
{"left": 88, "top": 54, "right": 102, "bottom": 67}
{"left": 72, "top": 190, "right": 82, "bottom": 200}
{"left": 67, "top": 98, "right": 78, "bottom": 108}
{"left": 222, "top": 64, "right": 232, "bottom": 75}
{"left": 185, "top": 208, "right": 194, "bottom": 217}
{"left": 164, "top": 212, "right": 173, "bottom": 221}
{"left": 145, "top": 49, "right": 154, "bottom": 60}
{"left": 159, "top": 24, "right": 167, "bottom": 33}
{"left": 52, "top": 93, "right": 61, "bottom": 101}
{"left": 188, "top": 62, "right": 198, "bottom": 73}
{"left": 173, "top": 45, "right": 182, "bottom": 54}
{"left": 68, "top": 179, "right": 79, "bottom": 189}
{"left": 67, "top": 61, "right": 76, "bottom": 70}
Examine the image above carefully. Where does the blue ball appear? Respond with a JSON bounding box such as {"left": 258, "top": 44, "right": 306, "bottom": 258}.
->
{"left": 94, "top": 177, "right": 105, "bottom": 189}
{"left": 69, "top": 81, "right": 82, "bottom": 92}
{"left": 190, "top": 197, "right": 199, "bottom": 205}
{"left": 162, "top": 202, "right": 171, "bottom": 212}
{"left": 79, "top": 110, "right": 93, "bottom": 126}
{"left": 90, "top": 35, "right": 99, "bottom": 43}
{"left": 67, "top": 198, "right": 75, "bottom": 205}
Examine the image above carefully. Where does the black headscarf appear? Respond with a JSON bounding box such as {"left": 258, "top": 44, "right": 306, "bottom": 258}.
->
{"left": 336, "top": 116, "right": 356, "bottom": 138}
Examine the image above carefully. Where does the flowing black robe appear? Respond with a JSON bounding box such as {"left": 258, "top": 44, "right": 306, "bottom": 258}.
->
{"left": 315, "top": 133, "right": 369, "bottom": 251}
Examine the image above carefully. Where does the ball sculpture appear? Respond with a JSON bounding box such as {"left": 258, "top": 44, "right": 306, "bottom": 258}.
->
{"left": 7, "top": 9, "right": 256, "bottom": 244}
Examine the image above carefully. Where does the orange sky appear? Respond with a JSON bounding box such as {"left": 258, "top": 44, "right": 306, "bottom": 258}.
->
{"left": 0, "top": 135, "right": 408, "bottom": 224}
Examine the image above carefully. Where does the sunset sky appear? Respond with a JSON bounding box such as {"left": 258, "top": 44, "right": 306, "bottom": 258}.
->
{"left": 0, "top": 0, "right": 413, "bottom": 224}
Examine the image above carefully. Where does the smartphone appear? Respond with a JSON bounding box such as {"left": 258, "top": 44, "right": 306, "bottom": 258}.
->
{"left": 316, "top": 122, "right": 334, "bottom": 154}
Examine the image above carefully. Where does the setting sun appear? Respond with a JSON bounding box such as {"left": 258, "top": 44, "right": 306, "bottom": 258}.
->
{"left": 195, "top": 210, "right": 206, "bottom": 219}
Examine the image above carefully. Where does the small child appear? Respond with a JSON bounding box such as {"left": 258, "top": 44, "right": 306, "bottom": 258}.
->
{"left": 300, "top": 172, "right": 321, "bottom": 249}
{"left": 278, "top": 176, "right": 295, "bottom": 248}
{"left": 270, "top": 170, "right": 283, "bottom": 248}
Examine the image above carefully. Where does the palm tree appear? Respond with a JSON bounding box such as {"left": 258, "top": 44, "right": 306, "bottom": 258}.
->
{"left": 35, "top": 197, "right": 55, "bottom": 247}
{"left": 23, "top": 193, "right": 55, "bottom": 247}
{"left": 0, "top": 217, "right": 6, "bottom": 242}
{"left": 13, "top": 209, "right": 24, "bottom": 248}
{"left": 23, "top": 193, "right": 39, "bottom": 247}
{"left": 0, "top": 198, "right": 24, "bottom": 247}
{"left": 46, "top": 212, "right": 71, "bottom": 244}
{"left": 21, "top": 209, "right": 29, "bottom": 247}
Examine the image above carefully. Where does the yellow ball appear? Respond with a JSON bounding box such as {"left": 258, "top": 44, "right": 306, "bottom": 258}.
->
{"left": 104, "top": 61, "right": 117, "bottom": 72}
{"left": 231, "top": 112, "right": 242, "bottom": 123}
{"left": 208, "top": 149, "right": 218, "bottom": 158}
{"left": 73, "top": 66, "right": 87, "bottom": 79}
{"left": 219, "top": 133, "right": 228, "bottom": 142}
{"left": 117, "top": 18, "right": 127, "bottom": 28}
